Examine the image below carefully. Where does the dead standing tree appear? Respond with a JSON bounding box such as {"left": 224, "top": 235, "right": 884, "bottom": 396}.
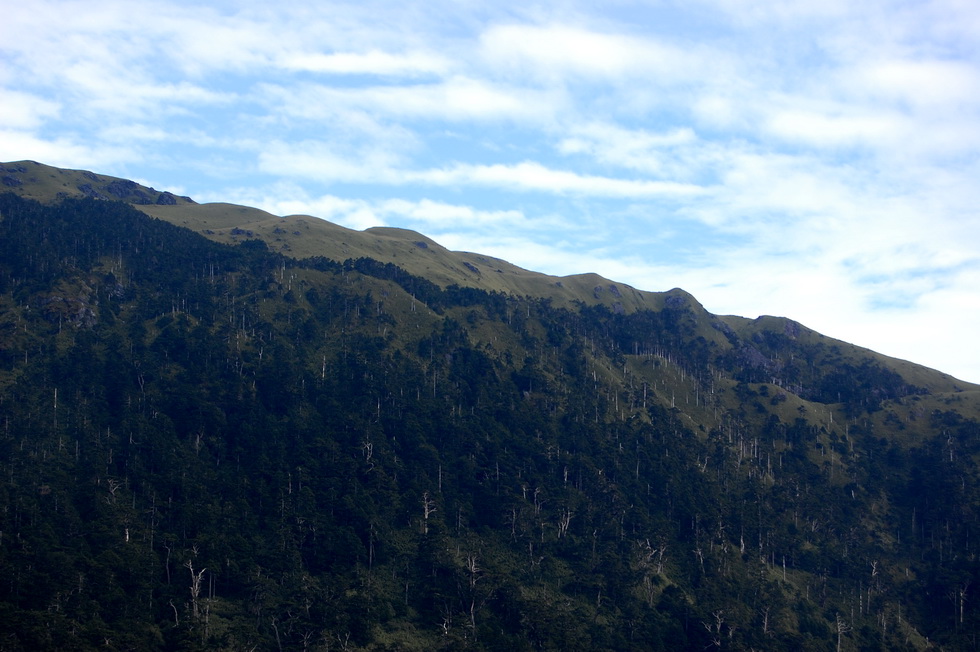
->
{"left": 185, "top": 559, "right": 206, "bottom": 621}
{"left": 422, "top": 491, "right": 437, "bottom": 535}
{"left": 835, "top": 613, "right": 851, "bottom": 652}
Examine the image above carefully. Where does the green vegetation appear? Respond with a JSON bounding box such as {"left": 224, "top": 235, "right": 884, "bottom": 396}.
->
{"left": 0, "top": 187, "right": 978, "bottom": 651}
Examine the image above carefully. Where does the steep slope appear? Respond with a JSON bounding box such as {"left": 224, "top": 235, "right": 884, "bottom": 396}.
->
{"left": 3, "top": 160, "right": 973, "bottom": 397}
{"left": 0, "top": 160, "right": 194, "bottom": 207}
{"left": 3, "top": 160, "right": 652, "bottom": 312}
{"left": 1, "top": 168, "right": 979, "bottom": 650}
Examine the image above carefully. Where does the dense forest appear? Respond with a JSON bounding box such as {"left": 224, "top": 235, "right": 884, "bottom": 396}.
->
{"left": 0, "top": 192, "right": 978, "bottom": 650}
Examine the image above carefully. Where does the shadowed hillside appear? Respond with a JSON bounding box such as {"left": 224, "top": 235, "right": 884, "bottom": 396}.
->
{"left": 0, "top": 163, "right": 978, "bottom": 650}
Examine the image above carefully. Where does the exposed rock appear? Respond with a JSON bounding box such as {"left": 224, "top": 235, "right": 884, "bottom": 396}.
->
{"left": 608, "top": 284, "right": 622, "bottom": 298}
{"left": 711, "top": 319, "right": 736, "bottom": 338}
{"left": 106, "top": 179, "right": 138, "bottom": 198}
{"left": 37, "top": 293, "right": 98, "bottom": 329}
{"left": 77, "top": 184, "right": 104, "bottom": 199}
{"left": 106, "top": 180, "right": 154, "bottom": 204}
{"left": 737, "top": 343, "right": 770, "bottom": 369}
{"left": 463, "top": 262, "right": 480, "bottom": 274}
{"left": 2, "top": 176, "right": 22, "bottom": 187}
{"left": 664, "top": 294, "right": 688, "bottom": 309}
{"left": 414, "top": 241, "right": 429, "bottom": 249}
{"left": 156, "top": 191, "right": 178, "bottom": 205}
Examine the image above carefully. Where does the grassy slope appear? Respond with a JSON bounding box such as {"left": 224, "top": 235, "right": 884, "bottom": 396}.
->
{"left": 0, "top": 160, "right": 194, "bottom": 206}
{"left": 137, "top": 202, "right": 668, "bottom": 314}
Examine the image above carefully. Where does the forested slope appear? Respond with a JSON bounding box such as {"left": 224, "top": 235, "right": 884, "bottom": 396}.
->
{"left": 0, "top": 193, "right": 978, "bottom": 651}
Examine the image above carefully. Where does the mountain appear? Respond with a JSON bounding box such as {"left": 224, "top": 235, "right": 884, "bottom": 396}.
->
{"left": 1, "top": 160, "right": 978, "bottom": 651}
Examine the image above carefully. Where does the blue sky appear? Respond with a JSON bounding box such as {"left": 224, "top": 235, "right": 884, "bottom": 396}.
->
{"left": 3, "top": 0, "right": 980, "bottom": 383}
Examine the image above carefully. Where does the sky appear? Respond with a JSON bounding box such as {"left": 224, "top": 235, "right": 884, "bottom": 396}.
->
{"left": 2, "top": 0, "right": 980, "bottom": 383}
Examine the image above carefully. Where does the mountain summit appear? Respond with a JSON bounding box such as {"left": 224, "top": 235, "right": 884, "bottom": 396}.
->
{"left": 1, "top": 161, "right": 978, "bottom": 650}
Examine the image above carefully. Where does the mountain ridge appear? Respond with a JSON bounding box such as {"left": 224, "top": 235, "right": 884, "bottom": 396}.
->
{"left": 3, "top": 159, "right": 974, "bottom": 396}
{"left": 0, "top": 161, "right": 839, "bottom": 319}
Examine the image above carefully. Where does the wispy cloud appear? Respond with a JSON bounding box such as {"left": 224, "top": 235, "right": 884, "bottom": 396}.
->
{"left": 478, "top": 24, "right": 703, "bottom": 82}
{"left": 0, "top": 129, "right": 135, "bottom": 170}
{"left": 0, "top": 90, "right": 60, "bottom": 129}
{"left": 416, "top": 161, "right": 708, "bottom": 197}
{"left": 278, "top": 50, "right": 452, "bottom": 77}
{"left": 259, "top": 76, "right": 563, "bottom": 124}
{"left": 258, "top": 145, "right": 708, "bottom": 198}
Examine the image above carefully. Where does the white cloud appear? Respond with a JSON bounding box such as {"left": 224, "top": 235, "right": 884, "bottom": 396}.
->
{"left": 557, "top": 122, "right": 702, "bottom": 177}
{"left": 257, "top": 140, "right": 709, "bottom": 198}
{"left": 849, "top": 59, "right": 980, "bottom": 110}
{"left": 257, "top": 141, "right": 409, "bottom": 185}
{"left": 0, "top": 130, "right": 135, "bottom": 170}
{"left": 692, "top": 94, "right": 746, "bottom": 129}
{"left": 279, "top": 50, "right": 451, "bottom": 77}
{"left": 261, "top": 76, "right": 562, "bottom": 124}
{"left": 478, "top": 24, "right": 706, "bottom": 83}
{"left": 700, "top": 0, "right": 857, "bottom": 24}
{"left": 763, "top": 107, "right": 910, "bottom": 149}
{"left": 0, "top": 90, "right": 60, "bottom": 129}
{"left": 418, "top": 162, "right": 708, "bottom": 197}
{"left": 377, "top": 198, "right": 526, "bottom": 227}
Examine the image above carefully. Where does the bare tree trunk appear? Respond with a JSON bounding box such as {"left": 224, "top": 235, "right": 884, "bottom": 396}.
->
{"left": 185, "top": 560, "right": 206, "bottom": 621}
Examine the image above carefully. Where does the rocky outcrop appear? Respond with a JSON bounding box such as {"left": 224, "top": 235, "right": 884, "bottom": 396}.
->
{"left": 36, "top": 288, "right": 98, "bottom": 329}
